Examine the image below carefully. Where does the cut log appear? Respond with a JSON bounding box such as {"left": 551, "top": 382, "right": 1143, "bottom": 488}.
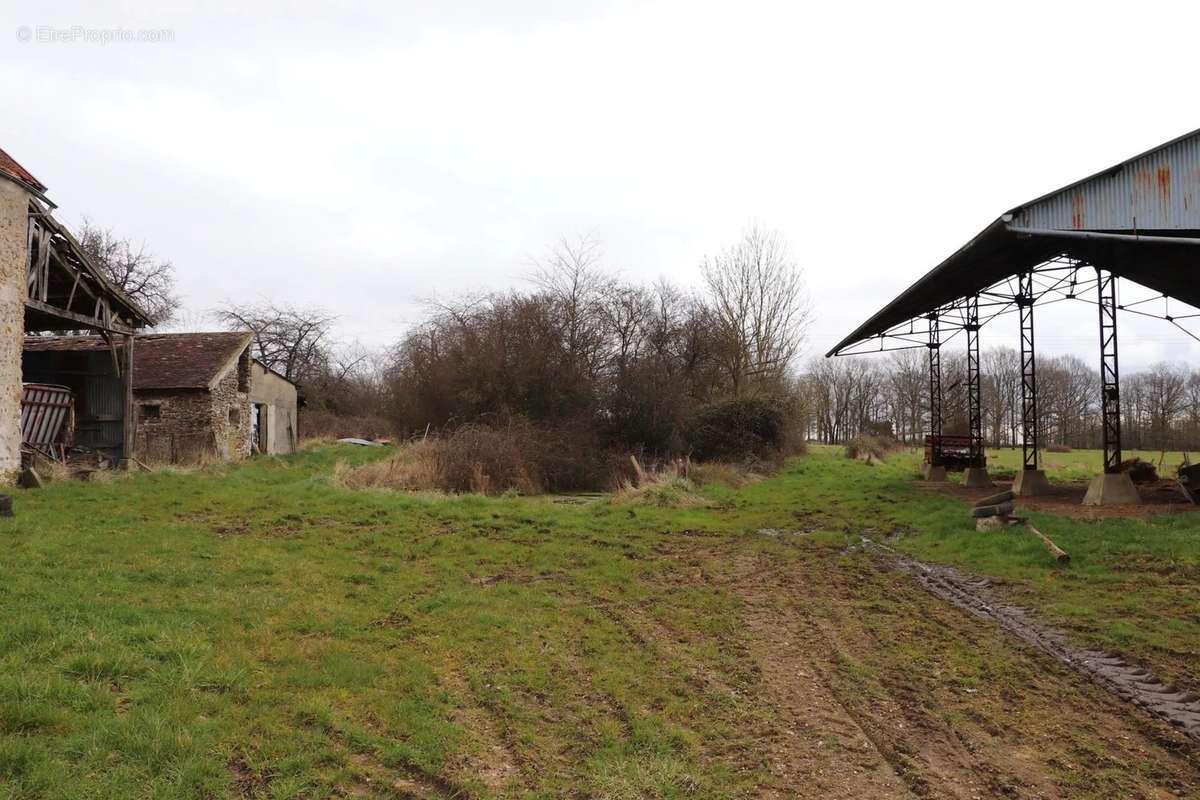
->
{"left": 1027, "top": 523, "right": 1070, "bottom": 564}
{"left": 974, "top": 489, "right": 1015, "bottom": 508}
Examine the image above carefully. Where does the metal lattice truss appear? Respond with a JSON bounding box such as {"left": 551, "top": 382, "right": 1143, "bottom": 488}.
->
{"left": 833, "top": 255, "right": 1200, "bottom": 358}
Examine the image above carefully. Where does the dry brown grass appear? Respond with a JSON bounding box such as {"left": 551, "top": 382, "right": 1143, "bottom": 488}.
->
{"left": 688, "top": 460, "right": 764, "bottom": 488}
{"left": 611, "top": 474, "right": 708, "bottom": 508}
{"left": 336, "top": 428, "right": 544, "bottom": 495}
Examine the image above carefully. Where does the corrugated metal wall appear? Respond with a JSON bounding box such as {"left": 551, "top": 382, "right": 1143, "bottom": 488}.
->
{"left": 22, "top": 350, "right": 124, "bottom": 455}
{"left": 78, "top": 352, "right": 123, "bottom": 452}
{"left": 1013, "top": 133, "right": 1200, "bottom": 231}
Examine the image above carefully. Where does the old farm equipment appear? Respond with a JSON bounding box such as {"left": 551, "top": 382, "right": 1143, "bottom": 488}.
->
{"left": 923, "top": 434, "right": 977, "bottom": 472}
{"left": 1179, "top": 462, "right": 1200, "bottom": 505}
{"left": 20, "top": 383, "right": 74, "bottom": 462}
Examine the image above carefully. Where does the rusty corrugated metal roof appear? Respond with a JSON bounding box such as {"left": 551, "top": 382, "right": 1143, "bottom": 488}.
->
{"left": 1010, "top": 127, "right": 1200, "bottom": 231}
{"left": 829, "top": 128, "right": 1200, "bottom": 357}
{"left": 24, "top": 332, "right": 254, "bottom": 391}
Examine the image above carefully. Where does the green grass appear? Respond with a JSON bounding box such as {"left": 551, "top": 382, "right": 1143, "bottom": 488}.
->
{"left": 982, "top": 445, "right": 1191, "bottom": 481}
{"left": 0, "top": 443, "right": 1196, "bottom": 797}
{"left": 0, "top": 447, "right": 791, "bottom": 799}
{"left": 830, "top": 445, "right": 1200, "bottom": 684}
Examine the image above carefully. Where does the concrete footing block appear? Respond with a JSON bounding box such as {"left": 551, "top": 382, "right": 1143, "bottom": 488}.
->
{"left": 1013, "top": 468, "right": 1050, "bottom": 497}
{"left": 923, "top": 464, "right": 948, "bottom": 482}
{"left": 1083, "top": 472, "right": 1141, "bottom": 506}
{"left": 962, "top": 467, "right": 993, "bottom": 489}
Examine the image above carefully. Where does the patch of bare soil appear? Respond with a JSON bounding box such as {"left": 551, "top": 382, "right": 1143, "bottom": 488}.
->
{"left": 438, "top": 671, "right": 528, "bottom": 796}
{"left": 926, "top": 479, "right": 1199, "bottom": 520}
{"left": 228, "top": 756, "right": 271, "bottom": 799}
{"left": 679, "top": 536, "right": 1200, "bottom": 799}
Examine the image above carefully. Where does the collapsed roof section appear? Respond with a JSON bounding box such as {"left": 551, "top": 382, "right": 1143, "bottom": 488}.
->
{"left": 1, "top": 145, "right": 153, "bottom": 334}
{"left": 829, "top": 128, "right": 1200, "bottom": 357}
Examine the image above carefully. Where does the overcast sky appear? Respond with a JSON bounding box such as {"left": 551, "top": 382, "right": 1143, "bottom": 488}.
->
{"left": 3, "top": 0, "right": 1199, "bottom": 370}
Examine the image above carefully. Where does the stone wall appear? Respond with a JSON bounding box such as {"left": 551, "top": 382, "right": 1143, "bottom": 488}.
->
{"left": 134, "top": 390, "right": 219, "bottom": 463}
{"left": 133, "top": 356, "right": 252, "bottom": 464}
{"left": 0, "top": 180, "right": 28, "bottom": 478}
{"left": 210, "top": 357, "right": 251, "bottom": 460}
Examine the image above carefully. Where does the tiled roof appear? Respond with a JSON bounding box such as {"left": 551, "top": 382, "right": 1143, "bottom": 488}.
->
{"left": 0, "top": 146, "right": 46, "bottom": 192}
{"left": 24, "top": 332, "right": 254, "bottom": 390}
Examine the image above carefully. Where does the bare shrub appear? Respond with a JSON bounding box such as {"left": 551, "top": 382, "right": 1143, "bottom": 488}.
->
{"left": 683, "top": 398, "right": 788, "bottom": 462}
{"left": 845, "top": 435, "right": 903, "bottom": 463}
{"left": 688, "top": 461, "right": 762, "bottom": 489}
{"left": 302, "top": 410, "right": 395, "bottom": 442}
{"left": 429, "top": 424, "right": 543, "bottom": 494}
{"left": 1046, "top": 443, "right": 1073, "bottom": 453}
{"left": 338, "top": 419, "right": 611, "bottom": 495}
{"left": 1118, "top": 458, "right": 1159, "bottom": 484}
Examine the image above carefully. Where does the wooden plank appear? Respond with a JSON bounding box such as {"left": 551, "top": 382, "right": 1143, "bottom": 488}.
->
{"left": 121, "top": 334, "right": 136, "bottom": 467}
{"left": 24, "top": 298, "right": 135, "bottom": 335}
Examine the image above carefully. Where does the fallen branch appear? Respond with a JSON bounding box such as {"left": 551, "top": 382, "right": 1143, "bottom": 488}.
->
{"left": 629, "top": 455, "right": 647, "bottom": 487}
{"left": 1026, "top": 522, "right": 1070, "bottom": 564}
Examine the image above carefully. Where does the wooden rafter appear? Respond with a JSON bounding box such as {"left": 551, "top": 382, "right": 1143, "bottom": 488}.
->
{"left": 24, "top": 201, "right": 149, "bottom": 334}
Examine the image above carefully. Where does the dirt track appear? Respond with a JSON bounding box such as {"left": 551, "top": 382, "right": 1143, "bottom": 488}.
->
{"left": 659, "top": 535, "right": 1200, "bottom": 798}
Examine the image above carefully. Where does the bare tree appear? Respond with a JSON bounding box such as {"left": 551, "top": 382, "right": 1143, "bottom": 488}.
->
{"left": 214, "top": 301, "right": 336, "bottom": 384}
{"left": 78, "top": 219, "right": 179, "bottom": 325}
{"left": 701, "top": 224, "right": 810, "bottom": 395}
{"left": 1144, "top": 362, "right": 1189, "bottom": 453}
{"left": 888, "top": 348, "right": 927, "bottom": 443}
{"left": 982, "top": 346, "right": 1020, "bottom": 447}
{"left": 529, "top": 235, "right": 612, "bottom": 380}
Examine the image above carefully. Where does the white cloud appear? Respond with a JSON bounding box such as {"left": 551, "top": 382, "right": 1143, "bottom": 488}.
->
{"left": 1, "top": 0, "right": 1198, "bottom": 367}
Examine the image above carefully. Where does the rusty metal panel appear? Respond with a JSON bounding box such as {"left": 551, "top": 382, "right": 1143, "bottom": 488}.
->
{"left": 1013, "top": 132, "right": 1200, "bottom": 231}
{"left": 20, "top": 383, "right": 73, "bottom": 447}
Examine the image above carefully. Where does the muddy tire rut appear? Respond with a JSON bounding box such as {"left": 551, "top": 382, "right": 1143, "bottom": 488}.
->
{"left": 698, "top": 536, "right": 1200, "bottom": 798}
{"left": 886, "top": 546, "right": 1200, "bottom": 744}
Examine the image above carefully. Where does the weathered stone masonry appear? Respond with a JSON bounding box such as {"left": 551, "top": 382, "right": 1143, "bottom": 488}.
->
{"left": 0, "top": 179, "right": 29, "bottom": 477}
{"left": 134, "top": 351, "right": 251, "bottom": 463}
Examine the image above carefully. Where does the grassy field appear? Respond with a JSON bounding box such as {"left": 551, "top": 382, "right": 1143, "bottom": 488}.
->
{"left": 981, "top": 445, "right": 1191, "bottom": 481}
{"left": 867, "top": 446, "right": 1200, "bottom": 686}
{"left": 0, "top": 444, "right": 1197, "bottom": 798}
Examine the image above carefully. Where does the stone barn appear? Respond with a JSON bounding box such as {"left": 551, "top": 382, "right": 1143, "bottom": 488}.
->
{"left": 24, "top": 332, "right": 299, "bottom": 464}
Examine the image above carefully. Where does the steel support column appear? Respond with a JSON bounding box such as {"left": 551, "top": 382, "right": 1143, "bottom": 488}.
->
{"left": 1097, "top": 269, "right": 1122, "bottom": 474}
{"left": 927, "top": 313, "right": 943, "bottom": 465}
{"left": 965, "top": 294, "right": 983, "bottom": 468}
{"left": 1017, "top": 272, "right": 1039, "bottom": 471}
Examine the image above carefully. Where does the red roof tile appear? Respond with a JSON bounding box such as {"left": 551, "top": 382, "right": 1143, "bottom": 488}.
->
{"left": 24, "top": 332, "right": 254, "bottom": 391}
{"left": 0, "top": 146, "right": 46, "bottom": 193}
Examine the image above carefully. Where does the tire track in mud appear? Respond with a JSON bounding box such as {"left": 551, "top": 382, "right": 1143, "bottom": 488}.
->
{"left": 734, "top": 552, "right": 1041, "bottom": 799}
{"left": 876, "top": 542, "right": 1200, "bottom": 744}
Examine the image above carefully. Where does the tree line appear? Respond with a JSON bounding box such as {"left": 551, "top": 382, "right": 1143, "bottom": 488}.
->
{"left": 78, "top": 215, "right": 1199, "bottom": 456}
{"left": 805, "top": 349, "right": 1200, "bottom": 453}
